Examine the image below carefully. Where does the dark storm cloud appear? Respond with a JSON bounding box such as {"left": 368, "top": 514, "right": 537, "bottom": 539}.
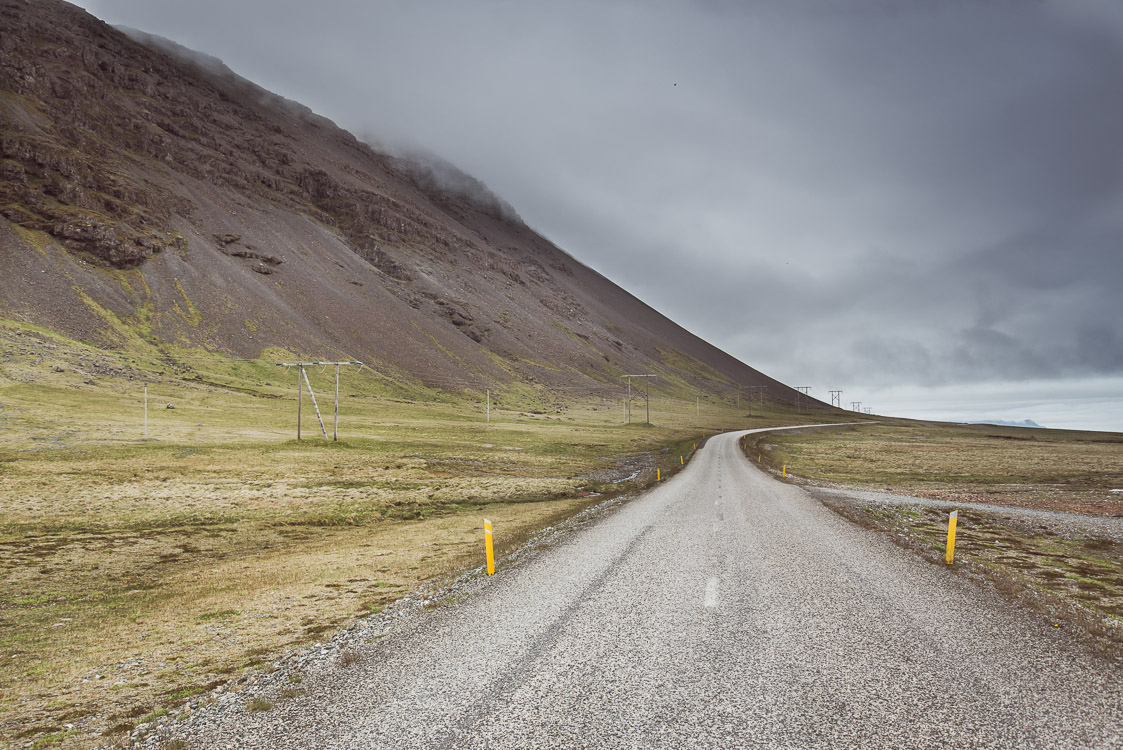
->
{"left": 75, "top": 0, "right": 1123, "bottom": 426}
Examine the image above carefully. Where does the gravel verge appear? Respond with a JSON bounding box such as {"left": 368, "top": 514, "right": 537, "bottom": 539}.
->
{"left": 807, "top": 485, "right": 1123, "bottom": 544}
{"left": 127, "top": 490, "right": 638, "bottom": 749}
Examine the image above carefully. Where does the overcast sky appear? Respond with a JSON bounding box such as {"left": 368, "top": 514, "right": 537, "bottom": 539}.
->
{"left": 76, "top": 0, "right": 1123, "bottom": 431}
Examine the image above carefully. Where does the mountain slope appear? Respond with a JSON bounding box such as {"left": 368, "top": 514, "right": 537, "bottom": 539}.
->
{"left": 0, "top": 0, "right": 806, "bottom": 405}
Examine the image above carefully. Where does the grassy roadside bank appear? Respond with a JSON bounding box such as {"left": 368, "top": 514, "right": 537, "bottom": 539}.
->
{"left": 745, "top": 420, "right": 1123, "bottom": 515}
{"left": 0, "top": 326, "right": 841, "bottom": 748}
{"left": 741, "top": 421, "right": 1123, "bottom": 656}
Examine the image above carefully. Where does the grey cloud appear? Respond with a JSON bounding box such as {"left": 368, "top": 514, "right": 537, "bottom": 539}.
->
{"left": 75, "top": 0, "right": 1123, "bottom": 428}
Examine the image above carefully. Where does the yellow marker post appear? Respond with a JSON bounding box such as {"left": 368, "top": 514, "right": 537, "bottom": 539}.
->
{"left": 758, "top": 454, "right": 761, "bottom": 463}
{"left": 946, "top": 511, "right": 958, "bottom": 565}
{"left": 484, "top": 519, "right": 495, "bottom": 575}
{"left": 680, "top": 455, "right": 683, "bottom": 465}
{"left": 657, "top": 468, "right": 661, "bottom": 482}
{"left": 782, "top": 466, "right": 787, "bottom": 478}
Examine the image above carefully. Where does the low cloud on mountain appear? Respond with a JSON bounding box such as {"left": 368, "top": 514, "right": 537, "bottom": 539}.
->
{"left": 78, "top": 0, "right": 1123, "bottom": 428}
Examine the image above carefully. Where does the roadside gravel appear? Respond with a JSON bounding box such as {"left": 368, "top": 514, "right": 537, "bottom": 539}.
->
{"left": 808, "top": 485, "right": 1123, "bottom": 544}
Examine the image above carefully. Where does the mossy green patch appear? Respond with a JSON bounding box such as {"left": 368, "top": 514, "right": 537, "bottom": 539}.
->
{"left": 172, "top": 279, "right": 202, "bottom": 328}
{"left": 12, "top": 224, "right": 53, "bottom": 255}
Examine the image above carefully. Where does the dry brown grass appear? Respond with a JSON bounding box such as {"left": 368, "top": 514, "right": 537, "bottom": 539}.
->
{"left": 752, "top": 421, "right": 1123, "bottom": 516}
{"left": 0, "top": 323, "right": 847, "bottom": 747}
{"left": 0, "top": 487, "right": 595, "bottom": 747}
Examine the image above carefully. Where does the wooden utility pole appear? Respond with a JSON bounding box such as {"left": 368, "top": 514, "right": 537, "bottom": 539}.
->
{"left": 276, "top": 361, "right": 364, "bottom": 441}
{"left": 619, "top": 374, "right": 657, "bottom": 425}
{"left": 623, "top": 376, "right": 631, "bottom": 424}
{"left": 795, "top": 386, "right": 811, "bottom": 414}
{"left": 303, "top": 368, "right": 329, "bottom": 440}
{"left": 646, "top": 377, "right": 651, "bottom": 424}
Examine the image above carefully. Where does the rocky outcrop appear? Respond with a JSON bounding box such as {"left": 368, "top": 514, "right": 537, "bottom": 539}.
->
{"left": 0, "top": 0, "right": 486, "bottom": 270}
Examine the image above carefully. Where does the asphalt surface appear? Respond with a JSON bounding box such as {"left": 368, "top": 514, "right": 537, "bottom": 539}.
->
{"left": 175, "top": 428, "right": 1123, "bottom": 749}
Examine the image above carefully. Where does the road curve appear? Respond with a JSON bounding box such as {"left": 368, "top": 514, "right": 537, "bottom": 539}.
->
{"left": 179, "top": 428, "right": 1123, "bottom": 749}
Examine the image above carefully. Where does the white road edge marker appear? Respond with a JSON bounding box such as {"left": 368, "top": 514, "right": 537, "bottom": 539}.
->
{"left": 704, "top": 577, "right": 720, "bottom": 608}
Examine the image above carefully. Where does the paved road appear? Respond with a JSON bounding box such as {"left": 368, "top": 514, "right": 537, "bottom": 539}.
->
{"left": 178, "top": 428, "right": 1122, "bottom": 749}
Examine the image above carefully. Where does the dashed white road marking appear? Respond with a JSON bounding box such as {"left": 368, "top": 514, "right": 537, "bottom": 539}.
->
{"left": 704, "top": 577, "right": 720, "bottom": 608}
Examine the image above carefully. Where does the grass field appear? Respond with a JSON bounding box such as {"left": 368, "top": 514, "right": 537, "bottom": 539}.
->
{"left": 749, "top": 420, "right": 1123, "bottom": 515}
{"left": 18, "top": 315, "right": 1121, "bottom": 746}
{"left": 0, "top": 322, "right": 839, "bottom": 748}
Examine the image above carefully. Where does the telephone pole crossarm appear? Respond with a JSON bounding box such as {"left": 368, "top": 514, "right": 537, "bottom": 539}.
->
{"left": 274, "top": 361, "right": 364, "bottom": 367}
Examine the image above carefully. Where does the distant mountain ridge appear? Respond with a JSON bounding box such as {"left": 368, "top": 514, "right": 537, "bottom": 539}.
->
{"left": 0, "top": 0, "right": 807, "bottom": 405}
{"left": 965, "top": 419, "right": 1045, "bottom": 429}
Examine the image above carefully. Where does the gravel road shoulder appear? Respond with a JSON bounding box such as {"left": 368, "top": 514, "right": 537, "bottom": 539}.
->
{"left": 808, "top": 485, "right": 1123, "bottom": 544}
